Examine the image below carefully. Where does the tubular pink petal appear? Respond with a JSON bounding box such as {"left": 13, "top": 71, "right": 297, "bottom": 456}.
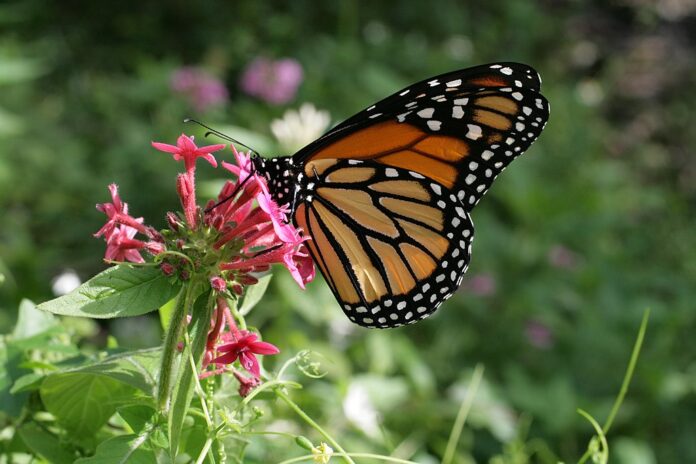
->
{"left": 201, "top": 153, "right": 218, "bottom": 168}
{"left": 249, "top": 341, "right": 280, "bottom": 355}
{"left": 151, "top": 142, "right": 181, "bottom": 154}
{"left": 197, "top": 143, "right": 226, "bottom": 154}
{"left": 239, "top": 351, "right": 261, "bottom": 378}
{"left": 212, "top": 352, "right": 238, "bottom": 365}
{"left": 178, "top": 133, "right": 197, "bottom": 151}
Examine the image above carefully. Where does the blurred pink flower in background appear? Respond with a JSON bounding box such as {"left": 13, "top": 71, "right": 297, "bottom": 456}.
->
{"left": 547, "top": 244, "right": 580, "bottom": 270}
{"left": 239, "top": 57, "right": 303, "bottom": 104}
{"left": 524, "top": 320, "right": 554, "bottom": 349}
{"left": 463, "top": 273, "right": 497, "bottom": 296}
{"left": 171, "top": 67, "right": 228, "bottom": 112}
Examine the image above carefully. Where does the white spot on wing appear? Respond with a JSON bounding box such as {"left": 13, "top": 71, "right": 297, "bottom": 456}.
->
{"left": 427, "top": 120, "right": 442, "bottom": 131}
{"left": 466, "top": 124, "right": 482, "bottom": 140}
{"left": 417, "top": 108, "right": 435, "bottom": 118}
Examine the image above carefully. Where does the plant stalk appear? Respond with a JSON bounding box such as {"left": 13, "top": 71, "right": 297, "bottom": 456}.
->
{"left": 157, "top": 283, "right": 194, "bottom": 410}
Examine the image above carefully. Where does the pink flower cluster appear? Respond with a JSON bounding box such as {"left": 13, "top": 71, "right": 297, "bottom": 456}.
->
{"left": 171, "top": 67, "right": 229, "bottom": 112}
{"left": 94, "top": 184, "right": 165, "bottom": 263}
{"left": 239, "top": 57, "right": 303, "bottom": 105}
{"left": 94, "top": 133, "right": 315, "bottom": 290}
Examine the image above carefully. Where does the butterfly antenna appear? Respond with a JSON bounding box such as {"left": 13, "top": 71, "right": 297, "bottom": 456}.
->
{"left": 183, "top": 118, "right": 260, "bottom": 156}
{"left": 204, "top": 168, "right": 255, "bottom": 213}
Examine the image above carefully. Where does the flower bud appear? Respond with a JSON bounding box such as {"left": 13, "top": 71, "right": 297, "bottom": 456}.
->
{"left": 166, "top": 212, "right": 182, "bottom": 231}
{"left": 210, "top": 276, "right": 227, "bottom": 292}
{"left": 160, "top": 262, "right": 176, "bottom": 276}
{"left": 295, "top": 436, "right": 314, "bottom": 451}
{"left": 238, "top": 274, "right": 258, "bottom": 285}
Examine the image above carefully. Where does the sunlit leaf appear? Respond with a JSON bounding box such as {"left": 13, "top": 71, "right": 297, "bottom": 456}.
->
{"left": 74, "top": 435, "right": 156, "bottom": 464}
{"left": 37, "top": 265, "right": 181, "bottom": 319}
{"left": 41, "top": 373, "right": 138, "bottom": 437}
{"left": 12, "top": 299, "right": 56, "bottom": 339}
{"left": 239, "top": 273, "right": 272, "bottom": 315}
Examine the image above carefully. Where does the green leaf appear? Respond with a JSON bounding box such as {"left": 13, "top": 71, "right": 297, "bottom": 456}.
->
{"left": 17, "top": 423, "right": 76, "bottom": 464}
{"left": 118, "top": 405, "right": 157, "bottom": 434}
{"left": 41, "top": 373, "right": 138, "bottom": 437}
{"left": 239, "top": 273, "right": 272, "bottom": 315}
{"left": 74, "top": 435, "right": 156, "bottom": 464}
{"left": 39, "top": 349, "right": 161, "bottom": 438}
{"left": 13, "top": 299, "right": 57, "bottom": 339}
{"left": 158, "top": 295, "right": 178, "bottom": 331}
{"left": 69, "top": 348, "right": 161, "bottom": 393}
{"left": 168, "top": 291, "right": 213, "bottom": 458}
{"left": 10, "top": 372, "right": 44, "bottom": 394}
{"left": 37, "top": 265, "right": 181, "bottom": 319}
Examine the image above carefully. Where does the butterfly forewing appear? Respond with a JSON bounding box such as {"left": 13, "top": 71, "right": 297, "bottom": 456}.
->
{"left": 294, "top": 62, "right": 549, "bottom": 211}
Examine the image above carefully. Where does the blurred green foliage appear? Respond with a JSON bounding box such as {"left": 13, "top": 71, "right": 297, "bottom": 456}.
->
{"left": 1, "top": 0, "right": 696, "bottom": 462}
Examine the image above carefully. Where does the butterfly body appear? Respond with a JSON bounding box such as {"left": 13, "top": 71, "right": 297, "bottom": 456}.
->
{"left": 252, "top": 62, "right": 549, "bottom": 328}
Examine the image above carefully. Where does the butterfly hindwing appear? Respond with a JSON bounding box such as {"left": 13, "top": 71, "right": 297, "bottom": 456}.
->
{"left": 293, "top": 159, "right": 473, "bottom": 328}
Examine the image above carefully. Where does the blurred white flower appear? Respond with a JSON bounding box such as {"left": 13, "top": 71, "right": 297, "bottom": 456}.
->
{"left": 576, "top": 79, "right": 604, "bottom": 106}
{"left": 343, "top": 382, "right": 380, "bottom": 436}
{"left": 271, "top": 103, "right": 330, "bottom": 154}
{"left": 311, "top": 442, "right": 334, "bottom": 464}
{"left": 51, "top": 269, "right": 81, "bottom": 295}
{"left": 443, "top": 35, "right": 473, "bottom": 61}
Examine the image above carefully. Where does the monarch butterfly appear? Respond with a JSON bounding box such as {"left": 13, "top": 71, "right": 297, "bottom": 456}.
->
{"left": 252, "top": 62, "right": 549, "bottom": 329}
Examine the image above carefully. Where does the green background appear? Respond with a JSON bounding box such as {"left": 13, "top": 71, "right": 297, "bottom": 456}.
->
{"left": 1, "top": 1, "right": 695, "bottom": 462}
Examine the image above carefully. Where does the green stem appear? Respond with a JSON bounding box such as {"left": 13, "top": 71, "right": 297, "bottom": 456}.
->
{"left": 227, "top": 297, "right": 247, "bottom": 330}
{"left": 103, "top": 259, "right": 158, "bottom": 267}
{"left": 238, "top": 379, "right": 302, "bottom": 409}
{"left": 577, "top": 308, "right": 650, "bottom": 464}
{"left": 602, "top": 309, "right": 650, "bottom": 433}
{"left": 577, "top": 409, "right": 608, "bottom": 464}
{"left": 276, "top": 453, "right": 421, "bottom": 464}
{"left": 275, "top": 388, "right": 356, "bottom": 464}
{"left": 185, "top": 330, "right": 213, "bottom": 429}
{"left": 195, "top": 438, "right": 214, "bottom": 464}
{"left": 442, "top": 364, "right": 485, "bottom": 464}
{"left": 275, "top": 354, "right": 299, "bottom": 380}
{"left": 155, "top": 250, "right": 195, "bottom": 269}
{"left": 157, "top": 283, "right": 194, "bottom": 410}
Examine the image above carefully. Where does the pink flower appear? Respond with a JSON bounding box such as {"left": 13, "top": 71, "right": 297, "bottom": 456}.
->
{"left": 257, "top": 190, "right": 299, "bottom": 243}
{"left": 234, "top": 371, "right": 260, "bottom": 397}
{"left": 283, "top": 244, "right": 316, "bottom": 289}
{"left": 152, "top": 134, "right": 224, "bottom": 175}
{"left": 464, "top": 273, "right": 496, "bottom": 296}
{"left": 171, "top": 67, "right": 228, "bottom": 112}
{"left": 525, "top": 320, "right": 554, "bottom": 349}
{"left": 94, "top": 184, "right": 148, "bottom": 239}
{"left": 213, "top": 330, "right": 279, "bottom": 378}
{"left": 548, "top": 245, "right": 579, "bottom": 270}
{"left": 104, "top": 224, "right": 146, "bottom": 263}
{"left": 239, "top": 57, "right": 303, "bottom": 105}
